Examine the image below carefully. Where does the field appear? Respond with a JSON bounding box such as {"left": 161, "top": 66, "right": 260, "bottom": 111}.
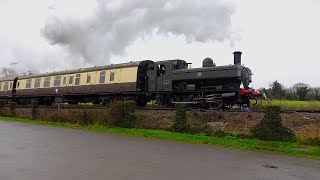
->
{"left": 252, "top": 99, "right": 320, "bottom": 111}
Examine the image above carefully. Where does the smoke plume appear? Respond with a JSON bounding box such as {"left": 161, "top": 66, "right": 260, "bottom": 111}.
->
{"left": 41, "top": 0, "right": 235, "bottom": 65}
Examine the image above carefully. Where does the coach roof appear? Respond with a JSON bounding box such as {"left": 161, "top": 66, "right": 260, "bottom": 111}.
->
{"left": 0, "top": 77, "right": 16, "bottom": 82}
{"left": 18, "top": 61, "right": 142, "bottom": 80}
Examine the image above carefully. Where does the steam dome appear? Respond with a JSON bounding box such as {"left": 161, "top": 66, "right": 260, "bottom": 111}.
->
{"left": 202, "top": 58, "right": 216, "bottom": 67}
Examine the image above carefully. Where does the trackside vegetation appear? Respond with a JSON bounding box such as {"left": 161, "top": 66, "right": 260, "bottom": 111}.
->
{"left": 0, "top": 100, "right": 320, "bottom": 159}
{"left": 0, "top": 117, "right": 320, "bottom": 159}
{"left": 252, "top": 99, "right": 320, "bottom": 111}
{"left": 252, "top": 106, "right": 296, "bottom": 142}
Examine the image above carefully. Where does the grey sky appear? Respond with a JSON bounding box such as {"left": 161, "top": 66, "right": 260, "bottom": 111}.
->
{"left": 0, "top": 0, "right": 319, "bottom": 88}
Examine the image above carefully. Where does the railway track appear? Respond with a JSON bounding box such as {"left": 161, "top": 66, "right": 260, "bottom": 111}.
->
{"left": 5, "top": 104, "right": 320, "bottom": 114}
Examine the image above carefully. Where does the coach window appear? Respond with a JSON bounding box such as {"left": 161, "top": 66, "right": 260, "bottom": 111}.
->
{"left": 99, "top": 71, "right": 105, "bottom": 83}
{"left": 44, "top": 77, "right": 51, "bottom": 88}
{"left": 63, "top": 76, "right": 67, "bottom": 85}
{"left": 4, "top": 82, "right": 8, "bottom": 91}
{"left": 87, "top": 73, "right": 91, "bottom": 83}
{"left": 34, "top": 78, "right": 41, "bottom": 88}
{"left": 110, "top": 71, "right": 114, "bottom": 81}
{"left": 75, "top": 74, "right": 81, "bottom": 85}
{"left": 0, "top": 82, "right": 2, "bottom": 91}
{"left": 54, "top": 76, "right": 61, "bottom": 87}
{"left": 69, "top": 76, "right": 74, "bottom": 85}
{"left": 26, "top": 79, "right": 32, "bottom": 89}
{"left": 10, "top": 82, "right": 13, "bottom": 89}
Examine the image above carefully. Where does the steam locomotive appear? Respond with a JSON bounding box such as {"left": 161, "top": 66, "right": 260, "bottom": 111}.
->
{"left": 0, "top": 51, "right": 262, "bottom": 109}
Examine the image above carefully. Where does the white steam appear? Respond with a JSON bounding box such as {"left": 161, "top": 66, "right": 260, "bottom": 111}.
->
{"left": 41, "top": 0, "right": 235, "bottom": 65}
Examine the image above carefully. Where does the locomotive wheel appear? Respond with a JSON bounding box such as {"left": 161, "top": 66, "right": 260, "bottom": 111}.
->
{"left": 92, "top": 98, "right": 102, "bottom": 105}
{"left": 187, "top": 94, "right": 200, "bottom": 109}
{"left": 68, "top": 101, "right": 78, "bottom": 105}
{"left": 44, "top": 97, "right": 54, "bottom": 106}
{"left": 166, "top": 95, "right": 180, "bottom": 107}
{"left": 208, "top": 97, "right": 223, "bottom": 110}
{"left": 221, "top": 104, "right": 234, "bottom": 110}
{"left": 45, "top": 100, "right": 54, "bottom": 106}
{"left": 137, "top": 100, "right": 148, "bottom": 107}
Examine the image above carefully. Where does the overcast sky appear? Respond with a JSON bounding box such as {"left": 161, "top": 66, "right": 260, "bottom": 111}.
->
{"left": 0, "top": 0, "right": 319, "bottom": 88}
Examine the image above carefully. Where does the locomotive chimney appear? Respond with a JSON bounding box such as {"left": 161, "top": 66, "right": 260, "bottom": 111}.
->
{"left": 233, "top": 51, "right": 242, "bottom": 65}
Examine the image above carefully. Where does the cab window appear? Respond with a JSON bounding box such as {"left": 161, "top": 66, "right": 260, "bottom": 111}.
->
{"left": 157, "top": 64, "right": 166, "bottom": 76}
{"left": 149, "top": 64, "right": 155, "bottom": 71}
{"left": 173, "top": 61, "right": 178, "bottom": 70}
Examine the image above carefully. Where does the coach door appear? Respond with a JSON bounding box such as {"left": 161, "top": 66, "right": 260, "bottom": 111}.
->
{"left": 66, "top": 75, "right": 74, "bottom": 94}
{"left": 12, "top": 77, "right": 18, "bottom": 97}
{"left": 60, "top": 76, "right": 67, "bottom": 94}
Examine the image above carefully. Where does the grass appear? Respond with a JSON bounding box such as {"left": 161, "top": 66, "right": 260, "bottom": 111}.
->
{"left": 253, "top": 99, "right": 320, "bottom": 110}
{"left": 1, "top": 117, "right": 320, "bottom": 159}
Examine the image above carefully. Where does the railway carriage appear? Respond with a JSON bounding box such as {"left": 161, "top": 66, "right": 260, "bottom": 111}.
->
{"left": 0, "top": 77, "right": 16, "bottom": 101}
{"left": 14, "top": 61, "right": 151, "bottom": 106}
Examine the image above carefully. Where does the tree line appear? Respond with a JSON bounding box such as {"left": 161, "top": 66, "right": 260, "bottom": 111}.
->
{"left": 260, "top": 81, "right": 320, "bottom": 101}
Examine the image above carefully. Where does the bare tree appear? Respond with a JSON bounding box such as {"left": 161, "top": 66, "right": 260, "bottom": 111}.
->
{"left": 0, "top": 67, "right": 19, "bottom": 78}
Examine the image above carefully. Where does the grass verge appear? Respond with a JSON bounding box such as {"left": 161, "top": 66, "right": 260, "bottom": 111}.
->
{"left": 253, "top": 99, "right": 320, "bottom": 111}
{"left": 1, "top": 117, "right": 320, "bottom": 159}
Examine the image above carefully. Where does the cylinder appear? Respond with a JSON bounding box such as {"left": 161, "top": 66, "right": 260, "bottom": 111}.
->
{"left": 233, "top": 51, "right": 242, "bottom": 65}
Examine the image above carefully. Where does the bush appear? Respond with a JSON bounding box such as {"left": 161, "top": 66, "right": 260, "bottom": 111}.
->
{"left": 78, "top": 108, "right": 91, "bottom": 126}
{"left": 251, "top": 106, "right": 296, "bottom": 142}
{"left": 8, "top": 102, "right": 17, "bottom": 116}
{"left": 107, "top": 101, "right": 124, "bottom": 126}
{"left": 298, "top": 136, "right": 320, "bottom": 147}
{"left": 9, "top": 102, "right": 16, "bottom": 111}
{"left": 87, "top": 110, "right": 111, "bottom": 126}
{"left": 0, "top": 100, "right": 6, "bottom": 117}
{"left": 172, "top": 104, "right": 189, "bottom": 133}
{"left": 212, "top": 129, "right": 229, "bottom": 138}
{"left": 31, "top": 101, "right": 38, "bottom": 119}
{"left": 0, "top": 99, "right": 6, "bottom": 109}
{"left": 122, "top": 101, "right": 136, "bottom": 128}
